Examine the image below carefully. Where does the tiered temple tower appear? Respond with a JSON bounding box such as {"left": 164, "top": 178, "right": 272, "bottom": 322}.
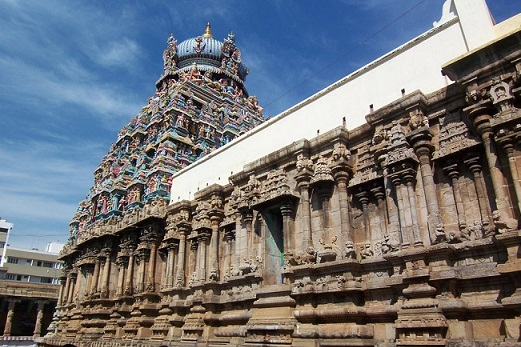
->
{"left": 68, "top": 23, "right": 263, "bottom": 242}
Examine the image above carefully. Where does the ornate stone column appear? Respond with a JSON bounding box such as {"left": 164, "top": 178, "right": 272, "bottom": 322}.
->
{"left": 116, "top": 256, "right": 128, "bottom": 297}
{"left": 188, "top": 237, "right": 199, "bottom": 285}
{"left": 335, "top": 171, "right": 352, "bottom": 243}
{"left": 443, "top": 162, "right": 468, "bottom": 240}
{"left": 412, "top": 140, "right": 444, "bottom": 244}
{"left": 234, "top": 211, "right": 242, "bottom": 266}
{"left": 223, "top": 229, "right": 235, "bottom": 277}
{"left": 209, "top": 214, "right": 222, "bottom": 281}
{"left": 383, "top": 170, "right": 402, "bottom": 251}
{"left": 124, "top": 246, "right": 135, "bottom": 296}
{"left": 57, "top": 276, "right": 66, "bottom": 306}
{"left": 73, "top": 266, "right": 82, "bottom": 302}
{"left": 90, "top": 257, "right": 101, "bottom": 295}
{"left": 371, "top": 184, "right": 388, "bottom": 241}
{"left": 464, "top": 155, "right": 493, "bottom": 235}
{"left": 146, "top": 240, "right": 158, "bottom": 293}
{"left": 175, "top": 226, "right": 189, "bottom": 287}
{"left": 241, "top": 210, "right": 253, "bottom": 268}
{"left": 100, "top": 249, "right": 112, "bottom": 298}
{"left": 355, "top": 190, "right": 371, "bottom": 244}
{"left": 167, "top": 244, "right": 176, "bottom": 287}
{"left": 62, "top": 272, "right": 71, "bottom": 304}
{"left": 391, "top": 176, "right": 409, "bottom": 248}
{"left": 467, "top": 106, "right": 516, "bottom": 224}
{"left": 3, "top": 299, "right": 18, "bottom": 336}
{"left": 136, "top": 248, "right": 148, "bottom": 293}
{"left": 67, "top": 272, "right": 77, "bottom": 305}
{"left": 33, "top": 300, "right": 46, "bottom": 337}
{"left": 495, "top": 132, "right": 521, "bottom": 215}
{"left": 403, "top": 171, "right": 423, "bottom": 246}
{"left": 280, "top": 202, "right": 294, "bottom": 257}
{"left": 197, "top": 230, "right": 209, "bottom": 283}
{"left": 296, "top": 153, "right": 314, "bottom": 249}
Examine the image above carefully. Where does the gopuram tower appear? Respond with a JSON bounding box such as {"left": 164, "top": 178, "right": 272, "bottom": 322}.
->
{"left": 46, "top": 24, "right": 263, "bottom": 344}
{"left": 68, "top": 23, "right": 263, "bottom": 250}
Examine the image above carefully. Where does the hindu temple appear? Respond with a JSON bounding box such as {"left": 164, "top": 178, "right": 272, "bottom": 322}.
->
{"left": 41, "top": 1, "right": 521, "bottom": 346}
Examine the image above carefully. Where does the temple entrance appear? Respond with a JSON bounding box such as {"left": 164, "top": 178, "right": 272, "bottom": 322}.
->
{"left": 262, "top": 208, "right": 284, "bottom": 285}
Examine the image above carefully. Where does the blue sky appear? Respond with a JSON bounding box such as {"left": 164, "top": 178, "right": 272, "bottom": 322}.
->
{"left": 0, "top": 0, "right": 519, "bottom": 250}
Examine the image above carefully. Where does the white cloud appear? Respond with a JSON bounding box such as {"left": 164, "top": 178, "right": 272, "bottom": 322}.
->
{"left": 97, "top": 38, "right": 142, "bottom": 68}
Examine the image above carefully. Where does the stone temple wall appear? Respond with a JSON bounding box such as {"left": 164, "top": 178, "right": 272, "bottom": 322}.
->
{"left": 41, "top": 28, "right": 521, "bottom": 347}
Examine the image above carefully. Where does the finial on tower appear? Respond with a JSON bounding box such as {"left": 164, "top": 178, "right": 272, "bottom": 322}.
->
{"left": 202, "top": 22, "right": 213, "bottom": 38}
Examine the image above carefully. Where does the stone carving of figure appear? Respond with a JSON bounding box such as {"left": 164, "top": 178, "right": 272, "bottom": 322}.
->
{"left": 187, "top": 62, "right": 202, "bottom": 83}
{"left": 343, "top": 241, "right": 355, "bottom": 259}
{"left": 332, "top": 142, "right": 351, "bottom": 161}
{"left": 193, "top": 36, "right": 205, "bottom": 53}
{"left": 409, "top": 110, "right": 429, "bottom": 130}
{"left": 492, "top": 210, "right": 517, "bottom": 234}
{"left": 360, "top": 243, "right": 374, "bottom": 259}
{"left": 372, "top": 125, "right": 388, "bottom": 145}
{"left": 296, "top": 153, "right": 313, "bottom": 172}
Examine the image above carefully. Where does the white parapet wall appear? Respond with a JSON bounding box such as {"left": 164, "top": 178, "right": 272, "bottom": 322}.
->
{"left": 169, "top": 0, "right": 499, "bottom": 203}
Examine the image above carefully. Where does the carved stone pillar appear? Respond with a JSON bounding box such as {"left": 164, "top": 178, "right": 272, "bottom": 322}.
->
{"left": 62, "top": 272, "right": 71, "bottom": 305}
{"left": 335, "top": 171, "right": 352, "bottom": 243}
{"left": 188, "top": 237, "right": 199, "bottom": 285}
{"left": 468, "top": 108, "right": 516, "bottom": 223}
{"left": 67, "top": 272, "right": 77, "bottom": 305}
{"left": 209, "top": 214, "right": 222, "bottom": 281}
{"left": 223, "top": 229, "right": 234, "bottom": 278}
{"left": 383, "top": 171, "right": 402, "bottom": 251}
{"left": 100, "top": 250, "right": 112, "bottom": 298}
{"left": 234, "top": 212, "right": 242, "bottom": 266}
{"left": 403, "top": 171, "right": 423, "bottom": 246}
{"left": 355, "top": 190, "right": 371, "bottom": 243}
{"left": 167, "top": 244, "right": 176, "bottom": 287}
{"left": 371, "top": 184, "right": 388, "bottom": 241}
{"left": 57, "top": 277, "right": 66, "bottom": 306}
{"left": 495, "top": 133, "right": 521, "bottom": 215}
{"left": 280, "top": 203, "right": 294, "bottom": 257}
{"left": 414, "top": 144, "right": 444, "bottom": 244}
{"left": 33, "top": 300, "right": 46, "bottom": 337}
{"left": 73, "top": 266, "right": 82, "bottom": 302}
{"left": 116, "top": 256, "right": 128, "bottom": 297}
{"left": 240, "top": 210, "right": 253, "bottom": 268}
{"left": 464, "top": 155, "right": 493, "bottom": 235}
{"left": 197, "top": 230, "right": 209, "bottom": 283}
{"left": 90, "top": 257, "right": 101, "bottom": 295}
{"left": 124, "top": 248, "right": 135, "bottom": 296}
{"left": 443, "top": 162, "right": 468, "bottom": 240}
{"left": 136, "top": 249, "right": 147, "bottom": 293}
{"left": 296, "top": 168, "right": 313, "bottom": 248}
{"left": 3, "top": 299, "right": 18, "bottom": 336}
{"left": 391, "top": 176, "right": 409, "bottom": 248}
{"left": 175, "top": 227, "right": 188, "bottom": 287}
{"left": 146, "top": 241, "right": 158, "bottom": 292}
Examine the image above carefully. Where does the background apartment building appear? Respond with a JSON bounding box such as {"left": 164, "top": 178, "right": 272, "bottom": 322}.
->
{"left": 0, "top": 219, "right": 63, "bottom": 344}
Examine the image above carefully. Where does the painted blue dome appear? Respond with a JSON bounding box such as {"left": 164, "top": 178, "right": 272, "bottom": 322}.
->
{"left": 177, "top": 36, "right": 223, "bottom": 68}
{"left": 163, "top": 23, "right": 249, "bottom": 82}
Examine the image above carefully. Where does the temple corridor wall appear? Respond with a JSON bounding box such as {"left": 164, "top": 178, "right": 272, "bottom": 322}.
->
{"left": 42, "top": 29, "right": 521, "bottom": 347}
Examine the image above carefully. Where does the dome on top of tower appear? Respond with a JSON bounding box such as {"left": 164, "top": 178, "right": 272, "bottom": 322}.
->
{"left": 163, "top": 23, "right": 249, "bottom": 82}
{"left": 177, "top": 23, "right": 223, "bottom": 67}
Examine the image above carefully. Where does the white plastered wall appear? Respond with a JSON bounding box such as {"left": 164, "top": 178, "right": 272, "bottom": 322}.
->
{"left": 169, "top": 0, "right": 498, "bottom": 203}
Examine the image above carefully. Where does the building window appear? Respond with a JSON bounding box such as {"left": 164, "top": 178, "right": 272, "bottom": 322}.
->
{"left": 37, "top": 261, "right": 42, "bottom": 267}
{"left": 7, "top": 257, "right": 18, "bottom": 264}
{"left": 41, "top": 277, "right": 52, "bottom": 284}
{"left": 43, "top": 262, "right": 53, "bottom": 268}
{"left": 5, "top": 274, "right": 16, "bottom": 280}
{"left": 0, "top": 242, "right": 5, "bottom": 248}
